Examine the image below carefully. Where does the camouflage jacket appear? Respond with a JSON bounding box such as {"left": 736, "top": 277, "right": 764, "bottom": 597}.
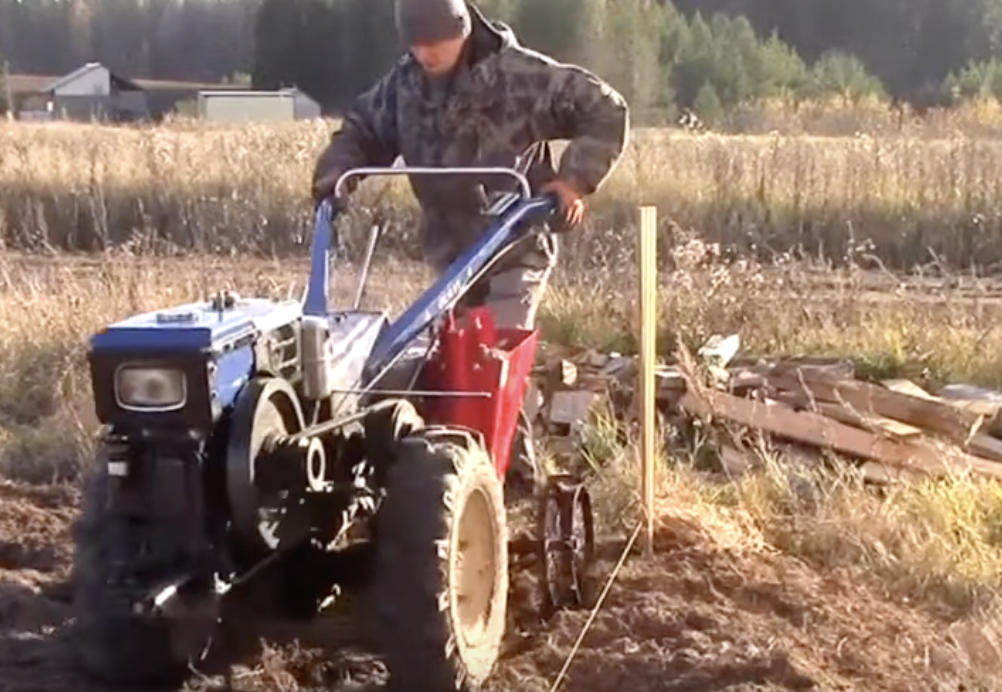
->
{"left": 312, "top": 2, "right": 630, "bottom": 273}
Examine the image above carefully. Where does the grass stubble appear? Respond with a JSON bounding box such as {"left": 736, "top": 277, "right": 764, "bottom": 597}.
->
{"left": 2, "top": 119, "right": 1002, "bottom": 690}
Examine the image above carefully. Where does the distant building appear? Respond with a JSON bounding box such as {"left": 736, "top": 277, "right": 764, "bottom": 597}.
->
{"left": 31, "top": 62, "right": 150, "bottom": 122}
{"left": 8, "top": 67, "right": 249, "bottom": 122}
{"left": 197, "top": 87, "right": 322, "bottom": 122}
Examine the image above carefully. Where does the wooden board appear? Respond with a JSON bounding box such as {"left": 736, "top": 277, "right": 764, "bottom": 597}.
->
{"left": 877, "top": 378, "right": 1002, "bottom": 460}
{"left": 771, "top": 390, "right": 923, "bottom": 440}
{"left": 638, "top": 205, "right": 658, "bottom": 554}
{"left": 882, "top": 378, "right": 1002, "bottom": 419}
{"left": 679, "top": 387, "right": 1002, "bottom": 481}
{"left": 858, "top": 461, "right": 928, "bottom": 485}
{"left": 880, "top": 379, "right": 936, "bottom": 400}
{"left": 767, "top": 369, "right": 983, "bottom": 443}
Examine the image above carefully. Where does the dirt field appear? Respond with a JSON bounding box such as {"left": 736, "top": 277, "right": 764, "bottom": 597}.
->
{"left": 1, "top": 248, "right": 1002, "bottom": 691}
{"left": 2, "top": 475, "right": 998, "bottom": 692}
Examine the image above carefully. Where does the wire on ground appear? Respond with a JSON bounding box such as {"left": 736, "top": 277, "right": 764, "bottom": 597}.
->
{"left": 546, "top": 520, "right": 644, "bottom": 692}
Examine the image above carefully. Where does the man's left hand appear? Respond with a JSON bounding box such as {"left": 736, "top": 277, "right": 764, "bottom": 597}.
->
{"left": 541, "top": 179, "right": 585, "bottom": 227}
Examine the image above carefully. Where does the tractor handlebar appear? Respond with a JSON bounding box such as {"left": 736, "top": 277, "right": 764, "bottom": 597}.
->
{"left": 315, "top": 163, "right": 562, "bottom": 235}
{"left": 332, "top": 165, "right": 532, "bottom": 200}
{"left": 304, "top": 167, "right": 559, "bottom": 320}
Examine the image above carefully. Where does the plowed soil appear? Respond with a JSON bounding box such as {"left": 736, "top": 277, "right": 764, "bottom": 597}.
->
{"left": 0, "top": 478, "right": 997, "bottom": 692}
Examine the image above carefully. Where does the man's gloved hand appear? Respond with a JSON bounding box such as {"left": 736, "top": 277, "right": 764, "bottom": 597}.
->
{"left": 541, "top": 179, "right": 585, "bottom": 228}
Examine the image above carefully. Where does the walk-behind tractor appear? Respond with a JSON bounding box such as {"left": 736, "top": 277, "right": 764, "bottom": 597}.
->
{"left": 71, "top": 166, "right": 596, "bottom": 692}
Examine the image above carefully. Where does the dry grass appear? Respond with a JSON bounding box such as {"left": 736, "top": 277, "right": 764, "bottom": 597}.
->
{"left": 4, "top": 116, "right": 1002, "bottom": 688}
{"left": 8, "top": 114, "right": 1002, "bottom": 271}
{"left": 575, "top": 425, "right": 1002, "bottom": 688}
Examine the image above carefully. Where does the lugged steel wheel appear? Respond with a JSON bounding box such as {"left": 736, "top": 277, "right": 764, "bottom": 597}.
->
{"left": 536, "top": 474, "right": 596, "bottom": 617}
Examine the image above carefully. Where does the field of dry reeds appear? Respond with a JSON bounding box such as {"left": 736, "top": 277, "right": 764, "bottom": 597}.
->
{"left": 6, "top": 111, "right": 1002, "bottom": 270}
{"left": 3, "top": 112, "right": 1002, "bottom": 690}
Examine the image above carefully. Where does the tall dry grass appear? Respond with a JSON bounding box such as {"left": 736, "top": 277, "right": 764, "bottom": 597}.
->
{"left": 715, "top": 93, "right": 1002, "bottom": 138}
{"left": 6, "top": 111, "right": 1002, "bottom": 271}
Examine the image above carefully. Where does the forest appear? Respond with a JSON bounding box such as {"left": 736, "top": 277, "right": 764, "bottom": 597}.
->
{"left": 3, "top": 0, "right": 1002, "bottom": 121}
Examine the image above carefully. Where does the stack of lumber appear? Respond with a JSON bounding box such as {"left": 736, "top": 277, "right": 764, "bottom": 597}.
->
{"left": 527, "top": 337, "right": 1002, "bottom": 483}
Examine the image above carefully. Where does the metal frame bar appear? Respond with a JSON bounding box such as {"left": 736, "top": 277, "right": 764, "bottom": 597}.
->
{"left": 334, "top": 165, "right": 532, "bottom": 200}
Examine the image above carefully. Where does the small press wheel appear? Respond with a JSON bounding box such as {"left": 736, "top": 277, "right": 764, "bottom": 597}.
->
{"left": 536, "top": 474, "right": 596, "bottom": 617}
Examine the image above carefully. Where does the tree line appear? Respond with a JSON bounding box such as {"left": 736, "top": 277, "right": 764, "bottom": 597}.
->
{"left": 0, "top": 0, "right": 257, "bottom": 84}
{"left": 2, "top": 0, "right": 1002, "bottom": 121}
{"left": 247, "top": 0, "right": 897, "bottom": 121}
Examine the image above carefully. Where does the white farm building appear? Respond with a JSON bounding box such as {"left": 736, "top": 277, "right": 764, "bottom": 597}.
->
{"left": 22, "top": 61, "right": 150, "bottom": 122}
{"left": 196, "top": 87, "right": 322, "bottom": 122}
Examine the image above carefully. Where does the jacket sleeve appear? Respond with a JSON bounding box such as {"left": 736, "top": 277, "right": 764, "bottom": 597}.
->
{"left": 312, "top": 70, "right": 401, "bottom": 192}
{"left": 527, "top": 56, "right": 630, "bottom": 196}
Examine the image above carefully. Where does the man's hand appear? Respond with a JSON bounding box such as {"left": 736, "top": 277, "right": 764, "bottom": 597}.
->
{"left": 312, "top": 170, "right": 341, "bottom": 204}
{"left": 541, "top": 179, "right": 585, "bottom": 227}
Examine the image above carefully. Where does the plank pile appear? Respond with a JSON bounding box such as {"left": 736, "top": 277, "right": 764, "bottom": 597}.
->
{"left": 527, "top": 337, "right": 1002, "bottom": 483}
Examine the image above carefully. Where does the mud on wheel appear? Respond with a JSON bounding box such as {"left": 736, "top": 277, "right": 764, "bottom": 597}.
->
{"left": 71, "top": 444, "right": 211, "bottom": 687}
{"left": 372, "top": 426, "right": 508, "bottom": 692}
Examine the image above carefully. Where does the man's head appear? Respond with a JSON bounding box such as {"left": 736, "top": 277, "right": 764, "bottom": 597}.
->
{"left": 395, "top": 0, "right": 471, "bottom": 76}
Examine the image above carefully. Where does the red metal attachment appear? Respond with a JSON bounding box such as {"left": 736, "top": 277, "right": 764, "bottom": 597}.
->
{"left": 423, "top": 306, "right": 539, "bottom": 478}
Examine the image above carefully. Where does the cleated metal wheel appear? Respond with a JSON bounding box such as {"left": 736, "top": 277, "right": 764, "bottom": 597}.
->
{"left": 536, "top": 474, "right": 596, "bottom": 617}
{"left": 373, "top": 427, "right": 508, "bottom": 692}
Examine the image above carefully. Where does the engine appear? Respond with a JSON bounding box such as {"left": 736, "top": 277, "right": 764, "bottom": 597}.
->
{"left": 89, "top": 292, "right": 301, "bottom": 434}
{"left": 89, "top": 289, "right": 388, "bottom": 434}
{"left": 84, "top": 286, "right": 388, "bottom": 598}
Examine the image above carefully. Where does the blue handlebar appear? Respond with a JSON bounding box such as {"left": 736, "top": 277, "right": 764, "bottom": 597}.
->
{"left": 303, "top": 191, "right": 560, "bottom": 331}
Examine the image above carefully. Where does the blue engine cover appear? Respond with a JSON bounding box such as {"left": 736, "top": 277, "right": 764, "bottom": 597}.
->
{"left": 90, "top": 297, "right": 303, "bottom": 353}
{"left": 89, "top": 295, "right": 390, "bottom": 418}
{"left": 90, "top": 297, "right": 305, "bottom": 414}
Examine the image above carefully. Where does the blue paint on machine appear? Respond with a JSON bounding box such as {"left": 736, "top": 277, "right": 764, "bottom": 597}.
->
{"left": 213, "top": 345, "right": 256, "bottom": 409}
{"left": 87, "top": 296, "right": 304, "bottom": 426}
{"left": 365, "top": 195, "right": 556, "bottom": 377}
{"left": 90, "top": 298, "right": 302, "bottom": 353}
{"left": 84, "top": 176, "right": 557, "bottom": 432}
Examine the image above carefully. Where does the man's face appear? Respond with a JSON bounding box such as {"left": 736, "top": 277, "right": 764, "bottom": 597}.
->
{"left": 410, "top": 35, "right": 466, "bottom": 76}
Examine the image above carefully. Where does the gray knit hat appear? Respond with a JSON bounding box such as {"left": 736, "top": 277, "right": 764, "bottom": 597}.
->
{"left": 395, "top": 0, "right": 472, "bottom": 45}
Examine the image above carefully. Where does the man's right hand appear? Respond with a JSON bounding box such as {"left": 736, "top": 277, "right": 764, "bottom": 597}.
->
{"left": 541, "top": 179, "right": 585, "bottom": 228}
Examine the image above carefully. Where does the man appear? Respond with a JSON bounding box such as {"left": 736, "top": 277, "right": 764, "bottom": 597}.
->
{"left": 312, "top": 0, "right": 630, "bottom": 332}
{"left": 312, "top": 0, "right": 629, "bottom": 491}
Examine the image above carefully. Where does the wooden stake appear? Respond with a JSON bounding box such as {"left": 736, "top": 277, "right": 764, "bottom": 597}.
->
{"left": 638, "top": 205, "right": 657, "bottom": 554}
{"left": 2, "top": 61, "right": 13, "bottom": 121}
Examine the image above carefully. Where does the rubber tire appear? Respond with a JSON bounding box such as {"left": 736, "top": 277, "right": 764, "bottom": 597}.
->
{"left": 363, "top": 398, "right": 425, "bottom": 485}
{"left": 373, "top": 427, "right": 509, "bottom": 692}
{"left": 70, "top": 448, "right": 192, "bottom": 687}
